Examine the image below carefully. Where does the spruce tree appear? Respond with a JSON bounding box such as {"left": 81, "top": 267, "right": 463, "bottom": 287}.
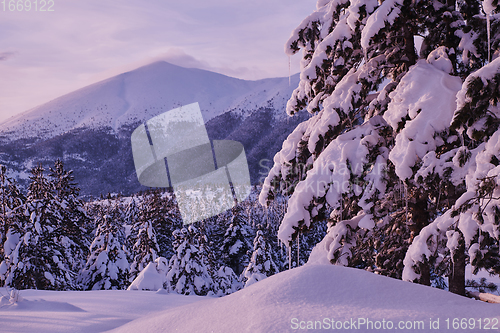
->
{"left": 129, "top": 219, "right": 160, "bottom": 282}
{"left": 261, "top": 193, "right": 289, "bottom": 272}
{"left": 243, "top": 229, "right": 278, "bottom": 287}
{"left": 0, "top": 166, "right": 25, "bottom": 287}
{"left": 207, "top": 210, "right": 232, "bottom": 264}
{"left": 124, "top": 196, "right": 140, "bottom": 226}
{"left": 404, "top": 55, "right": 500, "bottom": 295}
{"left": 138, "top": 191, "right": 179, "bottom": 260}
{"left": 213, "top": 265, "right": 242, "bottom": 296}
{"left": 79, "top": 213, "right": 130, "bottom": 290}
{"left": 48, "top": 159, "right": 90, "bottom": 278}
{"left": 165, "top": 226, "right": 213, "bottom": 296}
{"left": 187, "top": 212, "right": 243, "bottom": 296}
{"left": 1, "top": 164, "right": 75, "bottom": 290}
{"left": 220, "top": 205, "right": 253, "bottom": 276}
{"left": 0, "top": 166, "right": 24, "bottom": 261}
{"left": 125, "top": 196, "right": 141, "bottom": 259}
{"left": 0, "top": 165, "right": 8, "bottom": 262}
{"left": 259, "top": 0, "right": 500, "bottom": 295}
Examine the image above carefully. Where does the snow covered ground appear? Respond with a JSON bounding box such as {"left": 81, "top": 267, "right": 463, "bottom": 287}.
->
{"left": 2, "top": 264, "right": 500, "bottom": 332}
{"left": 0, "top": 287, "right": 204, "bottom": 332}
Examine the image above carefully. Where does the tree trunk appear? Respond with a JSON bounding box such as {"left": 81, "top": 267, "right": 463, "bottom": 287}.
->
{"left": 408, "top": 187, "right": 432, "bottom": 285}
{"left": 419, "top": 261, "right": 431, "bottom": 286}
{"left": 403, "top": 24, "right": 417, "bottom": 67}
{"left": 449, "top": 232, "right": 466, "bottom": 296}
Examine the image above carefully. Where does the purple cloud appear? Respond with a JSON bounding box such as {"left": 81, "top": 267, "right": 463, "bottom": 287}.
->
{"left": 0, "top": 52, "right": 16, "bottom": 61}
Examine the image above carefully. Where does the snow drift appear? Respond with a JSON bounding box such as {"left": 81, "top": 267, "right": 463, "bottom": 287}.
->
{"left": 128, "top": 257, "right": 168, "bottom": 291}
{"left": 110, "top": 264, "right": 500, "bottom": 333}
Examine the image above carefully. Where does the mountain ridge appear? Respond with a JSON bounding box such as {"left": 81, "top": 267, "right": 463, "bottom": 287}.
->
{"left": 0, "top": 61, "right": 307, "bottom": 197}
{"left": 0, "top": 61, "right": 299, "bottom": 142}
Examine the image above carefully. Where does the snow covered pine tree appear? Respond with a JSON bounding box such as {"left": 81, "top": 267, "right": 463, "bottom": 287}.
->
{"left": 124, "top": 196, "right": 140, "bottom": 226}
{"left": 138, "top": 190, "right": 179, "bottom": 260}
{"left": 260, "top": 0, "right": 500, "bottom": 295}
{"left": 220, "top": 206, "right": 253, "bottom": 276}
{"left": 0, "top": 165, "right": 9, "bottom": 265}
{"left": 404, "top": 50, "right": 500, "bottom": 295}
{"left": 48, "top": 159, "right": 90, "bottom": 281}
{"left": 0, "top": 167, "right": 22, "bottom": 262}
{"left": 129, "top": 219, "right": 160, "bottom": 282}
{"left": 243, "top": 229, "right": 279, "bottom": 287}
{"left": 0, "top": 165, "right": 25, "bottom": 287}
{"left": 0, "top": 164, "right": 76, "bottom": 290}
{"left": 165, "top": 226, "right": 213, "bottom": 295}
{"left": 79, "top": 213, "right": 130, "bottom": 290}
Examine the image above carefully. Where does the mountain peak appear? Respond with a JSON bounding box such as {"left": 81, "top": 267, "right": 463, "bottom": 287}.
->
{"left": 0, "top": 62, "right": 298, "bottom": 141}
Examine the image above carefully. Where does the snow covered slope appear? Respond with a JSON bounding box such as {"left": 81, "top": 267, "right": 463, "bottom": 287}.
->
{"left": 0, "top": 61, "right": 297, "bottom": 141}
{"left": 112, "top": 264, "right": 499, "bottom": 333}
{"left": 2, "top": 264, "right": 497, "bottom": 332}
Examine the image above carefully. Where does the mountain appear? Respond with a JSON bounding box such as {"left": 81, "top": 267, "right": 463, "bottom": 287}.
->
{"left": 0, "top": 61, "right": 308, "bottom": 197}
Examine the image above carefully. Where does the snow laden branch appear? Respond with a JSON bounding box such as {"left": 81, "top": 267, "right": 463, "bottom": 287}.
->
{"left": 260, "top": 54, "right": 388, "bottom": 207}
{"left": 285, "top": 0, "right": 384, "bottom": 115}
{"left": 385, "top": 48, "right": 462, "bottom": 180}
{"left": 274, "top": 116, "right": 388, "bottom": 246}
{"left": 404, "top": 56, "right": 500, "bottom": 286}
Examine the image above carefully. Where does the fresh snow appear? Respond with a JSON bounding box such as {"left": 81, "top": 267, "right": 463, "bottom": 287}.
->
{"left": 455, "top": 57, "right": 500, "bottom": 140}
{"left": 273, "top": 116, "right": 387, "bottom": 244}
{"left": 385, "top": 59, "right": 462, "bottom": 180}
{"left": 0, "top": 293, "right": 84, "bottom": 313}
{"left": 112, "top": 264, "right": 500, "bottom": 333}
{"left": 128, "top": 258, "right": 168, "bottom": 291}
{"left": 1, "top": 263, "right": 498, "bottom": 332}
{"left": 0, "top": 287, "right": 204, "bottom": 332}
{"left": 310, "top": 212, "right": 367, "bottom": 266}
{"left": 361, "top": 0, "right": 402, "bottom": 51}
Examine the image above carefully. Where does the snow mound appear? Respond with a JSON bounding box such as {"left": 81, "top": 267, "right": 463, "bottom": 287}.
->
{"left": 0, "top": 295, "right": 85, "bottom": 312}
{"left": 0, "top": 288, "right": 204, "bottom": 332}
{"left": 109, "top": 264, "right": 500, "bottom": 332}
{"left": 128, "top": 257, "right": 168, "bottom": 291}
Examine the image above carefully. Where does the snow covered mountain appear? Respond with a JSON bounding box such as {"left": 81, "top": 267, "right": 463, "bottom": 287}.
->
{"left": 0, "top": 61, "right": 308, "bottom": 196}
{"left": 0, "top": 61, "right": 297, "bottom": 140}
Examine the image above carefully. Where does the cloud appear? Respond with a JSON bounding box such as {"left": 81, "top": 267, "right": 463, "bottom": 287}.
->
{"left": 152, "top": 49, "right": 270, "bottom": 79}
{"left": 0, "top": 0, "right": 315, "bottom": 123}
{"left": 0, "top": 51, "right": 16, "bottom": 61}
{"left": 155, "top": 49, "right": 213, "bottom": 70}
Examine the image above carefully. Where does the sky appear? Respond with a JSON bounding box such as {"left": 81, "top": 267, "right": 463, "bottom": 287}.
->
{"left": 0, "top": 0, "right": 316, "bottom": 123}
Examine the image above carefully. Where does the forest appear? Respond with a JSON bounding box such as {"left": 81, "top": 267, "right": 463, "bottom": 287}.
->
{"left": 0, "top": 161, "right": 325, "bottom": 294}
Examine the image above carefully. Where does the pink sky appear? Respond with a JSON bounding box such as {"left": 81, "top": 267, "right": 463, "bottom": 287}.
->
{"left": 0, "top": 0, "right": 315, "bottom": 123}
